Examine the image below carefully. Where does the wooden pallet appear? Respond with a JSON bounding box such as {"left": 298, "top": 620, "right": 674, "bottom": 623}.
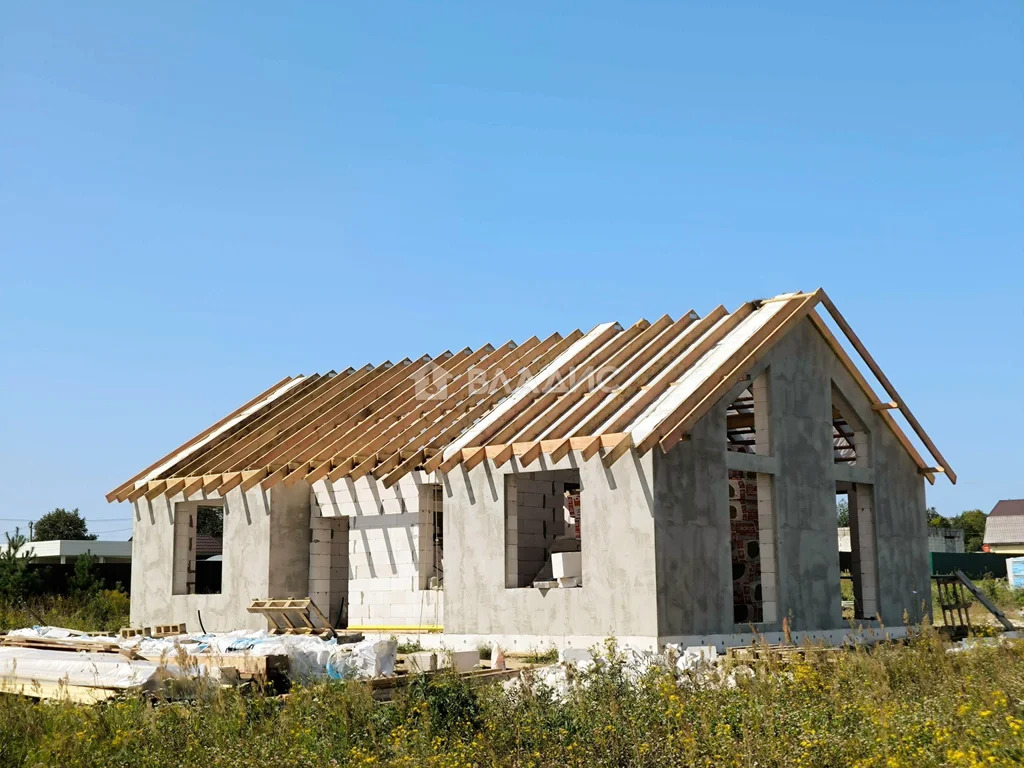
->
{"left": 247, "top": 598, "right": 337, "bottom": 639}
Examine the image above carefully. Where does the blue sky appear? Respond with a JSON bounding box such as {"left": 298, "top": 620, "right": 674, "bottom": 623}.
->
{"left": 1, "top": 2, "right": 1021, "bottom": 540}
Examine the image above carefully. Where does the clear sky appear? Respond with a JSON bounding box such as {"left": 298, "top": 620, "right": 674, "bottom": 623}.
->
{"left": 1, "top": 2, "right": 1021, "bottom": 541}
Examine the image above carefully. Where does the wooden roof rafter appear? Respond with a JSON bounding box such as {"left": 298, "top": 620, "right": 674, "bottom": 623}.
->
{"left": 110, "top": 289, "right": 956, "bottom": 505}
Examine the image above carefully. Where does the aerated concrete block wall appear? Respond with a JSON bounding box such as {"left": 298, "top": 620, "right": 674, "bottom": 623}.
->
{"left": 443, "top": 451, "right": 659, "bottom": 645}
{"left": 131, "top": 481, "right": 311, "bottom": 632}
{"left": 312, "top": 472, "right": 443, "bottom": 629}
{"left": 652, "top": 318, "right": 929, "bottom": 643}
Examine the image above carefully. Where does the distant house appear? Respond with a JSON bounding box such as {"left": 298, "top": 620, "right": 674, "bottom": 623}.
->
{"left": 11, "top": 539, "right": 132, "bottom": 565}
{"left": 983, "top": 500, "right": 1024, "bottom": 555}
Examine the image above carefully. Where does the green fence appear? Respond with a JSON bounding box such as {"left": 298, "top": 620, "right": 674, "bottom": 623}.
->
{"left": 930, "top": 552, "right": 1009, "bottom": 580}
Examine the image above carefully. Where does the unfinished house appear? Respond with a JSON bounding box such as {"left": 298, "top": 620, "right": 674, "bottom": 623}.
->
{"left": 109, "top": 289, "right": 955, "bottom": 650}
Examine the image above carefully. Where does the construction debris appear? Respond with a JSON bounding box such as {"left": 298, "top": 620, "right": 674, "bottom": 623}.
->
{"left": 0, "top": 624, "right": 399, "bottom": 701}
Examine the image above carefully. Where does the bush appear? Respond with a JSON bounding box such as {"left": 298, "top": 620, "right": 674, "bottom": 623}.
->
{"left": 0, "top": 588, "right": 130, "bottom": 633}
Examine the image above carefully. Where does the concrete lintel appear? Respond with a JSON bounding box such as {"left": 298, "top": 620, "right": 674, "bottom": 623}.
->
{"left": 725, "top": 451, "right": 778, "bottom": 475}
{"left": 833, "top": 463, "right": 873, "bottom": 485}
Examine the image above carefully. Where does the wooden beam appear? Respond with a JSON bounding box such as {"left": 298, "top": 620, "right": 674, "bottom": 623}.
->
{"left": 163, "top": 478, "right": 186, "bottom": 498}
{"left": 182, "top": 476, "right": 205, "bottom": 497}
{"left": 819, "top": 291, "right": 956, "bottom": 484}
{"left": 126, "top": 483, "right": 149, "bottom": 503}
{"left": 216, "top": 472, "right": 244, "bottom": 495}
{"left": 143, "top": 480, "right": 168, "bottom": 501}
{"left": 518, "top": 441, "right": 543, "bottom": 467}
{"left": 239, "top": 469, "right": 268, "bottom": 492}
{"left": 548, "top": 438, "right": 572, "bottom": 462}
{"left": 370, "top": 452, "right": 402, "bottom": 479}
{"left": 491, "top": 444, "right": 515, "bottom": 468}
{"left": 201, "top": 474, "right": 226, "bottom": 494}
{"left": 569, "top": 309, "right": 728, "bottom": 439}
{"left": 601, "top": 434, "right": 634, "bottom": 468}
{"left": 806, "top": 312, "right": 935, "bottom": 485}
{"left": 381, "top": 450, "right": 425, "bottom": 489}
{"left": 259, "top": 465, "right": 290, "bottom": 491}
{"left": 872, "top": 401, "right": 898, "bottom": 411}
{"left": 918, "top": 467, "right": 946, "bottom": 475}
{"left": 422, "top": 332, "right": 583, "bottom": 474}
{"left": 462, "top": 447, "right": 487, "bottom": 471}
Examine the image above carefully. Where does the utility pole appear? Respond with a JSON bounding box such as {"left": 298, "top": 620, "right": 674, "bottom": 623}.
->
{"left": 28, "top": 521, "right": 33, "bottom": 540}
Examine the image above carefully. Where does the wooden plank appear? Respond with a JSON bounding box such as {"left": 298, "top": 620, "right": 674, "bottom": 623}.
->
{"left": 872, "top": 401, "right": 898, "bottom": 411}
{"left": 600, "top": 433, "right": 633, "bottom": 467}
{"left": 249, "top": 363, "right": 401, "bottom": 472}
{"left": 819, "top": 292, "right": 956, "bottom": 483}
{"left": 806, "top": 312, "right": 934, "bottom": 484}
{"left": 258, "top": 465, "right": 289, "bottom": 492}
{"left": 216, "top": 472, "right": 244, "bottom": 494}
{"left": 276, "top": 356, "right": 431, "bottom": 486}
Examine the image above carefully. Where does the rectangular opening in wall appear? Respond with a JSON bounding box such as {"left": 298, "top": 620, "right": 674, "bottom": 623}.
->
{"left": 837, "top": 481, "right": 878, "bottom": 620}
{"left": 418, "top": 484, "right": 444, "bottom": 590}
{"left": 729, "top": 470, "right": 777, "bottom": 625}
{"left": 505, "top": 469, "right": 582, "bottom": 589}
{"left": 726, "top": 370, "right": 770, "bottom": 454}
{"left": 194, "top": 505, "right": 223, "bottom": 594}
{"left": 832, "top": 384, "right": 870, "bottom": 466}
{"left": 172, "top": 502, "right": 223, "bottom": 595}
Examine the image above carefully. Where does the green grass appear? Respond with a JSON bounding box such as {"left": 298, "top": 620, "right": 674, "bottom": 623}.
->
{"left": 0, "top": 589, "right": 129, "bottom": 634}
{"left": 2, "top": 628, "right": 1024, "bottom": 766}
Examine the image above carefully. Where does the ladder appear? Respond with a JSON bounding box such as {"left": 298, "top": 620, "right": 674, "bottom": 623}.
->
{"left": 953, "top": 570, "right": 1016, "bottom": 632}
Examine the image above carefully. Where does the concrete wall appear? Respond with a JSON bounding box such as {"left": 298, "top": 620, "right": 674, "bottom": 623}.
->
{"left": 312, "top": 473, "right": 443, "bottom": 629}
{"left": 131, "top": 483, "right": 310, "bottom": 632}
{"left": 652, "top": 318, "right": 929, "bottom": 643}
{"left": 442, "top": 450, "right": 659, "bottom": 643}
